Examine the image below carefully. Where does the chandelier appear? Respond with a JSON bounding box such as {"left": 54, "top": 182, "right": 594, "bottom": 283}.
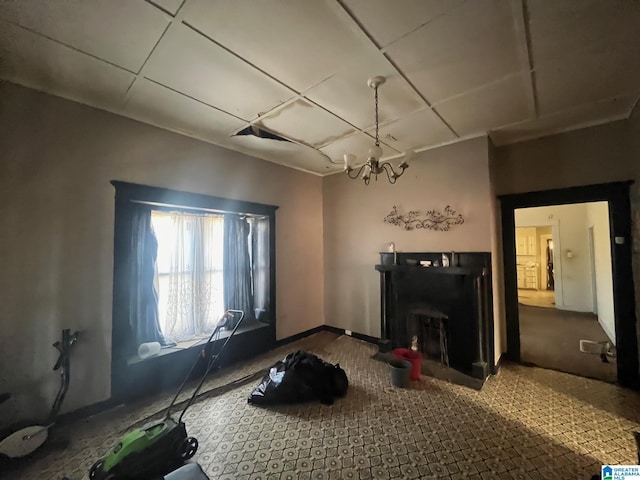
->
{"left": 343, "top": 76, "right": 409, "bottom": 185}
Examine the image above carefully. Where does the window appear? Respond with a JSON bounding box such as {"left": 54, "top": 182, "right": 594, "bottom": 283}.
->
{"left": 151, "top": 211, "right": 225, "bottom": 342}
{"left": 110, "top": 181, "right": 278, "bottom": 399}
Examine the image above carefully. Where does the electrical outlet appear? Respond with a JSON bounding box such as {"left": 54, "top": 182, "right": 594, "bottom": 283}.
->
{"left": 345, "top": 329, "right": 352, "bottom": 336}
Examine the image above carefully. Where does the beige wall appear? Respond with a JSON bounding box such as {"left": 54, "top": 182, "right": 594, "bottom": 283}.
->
{"left": 3, "top": 78, "right": 638, "bottom": 423}
{"left": 495, "top": 117, "right": 640, "bottom": 376}
{"left": 493, "top": 118, "right": 640, "bottom": 195}
{"left": 0, "top": 81, "right": 324, "bottom": 424}
{"left": 322, "top": 136, "right": 496, "bottom": 341}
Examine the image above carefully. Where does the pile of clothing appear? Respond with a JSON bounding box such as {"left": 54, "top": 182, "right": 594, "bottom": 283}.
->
{"left": 248, "top": 350, "right": 348, "bottom": 406}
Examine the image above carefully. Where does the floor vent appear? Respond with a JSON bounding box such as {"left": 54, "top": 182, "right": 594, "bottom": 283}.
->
{"left": 579, "top": 339, "right": 616, "bottom": 362}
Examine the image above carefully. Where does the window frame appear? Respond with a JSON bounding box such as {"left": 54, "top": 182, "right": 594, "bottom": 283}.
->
{"left": 111, "top": 180, "right": 278, "bottom": 401}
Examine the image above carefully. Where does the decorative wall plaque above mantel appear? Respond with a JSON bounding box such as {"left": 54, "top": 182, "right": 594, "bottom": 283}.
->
{"left": 384, "top": 205, "right": 464, "bottom": 231}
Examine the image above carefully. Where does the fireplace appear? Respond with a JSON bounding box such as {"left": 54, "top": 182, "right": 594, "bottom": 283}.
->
{"left": 375, "top": 252, "right": 494, "bottom": 380}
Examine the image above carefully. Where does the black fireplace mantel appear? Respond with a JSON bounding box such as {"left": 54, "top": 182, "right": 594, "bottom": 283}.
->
{"left": 375, "top": 264, "right": 474, "bottom": 275}
{"left": 376, "top": 251, "right": 494, "bottom": 380}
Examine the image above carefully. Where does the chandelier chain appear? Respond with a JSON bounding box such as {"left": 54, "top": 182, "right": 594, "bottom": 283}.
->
{"left": 374, "top": 84, "right": 379, "bottom": 147}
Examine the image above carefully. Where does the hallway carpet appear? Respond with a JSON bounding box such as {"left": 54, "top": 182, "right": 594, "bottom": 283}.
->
{"left": 518, "top": 289, "right": 555, "bottom": 308}
{"left": 519, "top": 304, "right": 616, "bottom": 383}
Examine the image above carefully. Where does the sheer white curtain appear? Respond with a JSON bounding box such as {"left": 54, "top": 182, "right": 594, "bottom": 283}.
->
{"left": 151, "top": 211, "right": 224, "bottom": 342}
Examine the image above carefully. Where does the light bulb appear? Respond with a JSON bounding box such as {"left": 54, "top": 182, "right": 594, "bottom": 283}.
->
{"left": 343, "top": 153, "right": 357, "bottom": 168}
{"left": 403, "top": 150, "right": 415, "bottom": 164}
{"left": 368, "top": 144, "right": 383, "bottom": 160}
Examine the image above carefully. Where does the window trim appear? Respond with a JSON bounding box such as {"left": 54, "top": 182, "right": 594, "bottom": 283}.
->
{"left": 111, "top": 180, "right": 278, "bottom": 216}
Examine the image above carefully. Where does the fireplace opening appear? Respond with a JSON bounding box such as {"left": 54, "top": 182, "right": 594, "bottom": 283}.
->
{"left": 404, "top": 307, "right": 450, "bottom": 368}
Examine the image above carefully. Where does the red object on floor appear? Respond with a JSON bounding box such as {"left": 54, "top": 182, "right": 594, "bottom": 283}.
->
{"left": 393, "top": 348, "right": 422, "bottom": 380}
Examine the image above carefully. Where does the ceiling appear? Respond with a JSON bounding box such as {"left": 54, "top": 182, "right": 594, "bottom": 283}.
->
{"left": 1, "top": 1, "right": 639, "bottom": 175}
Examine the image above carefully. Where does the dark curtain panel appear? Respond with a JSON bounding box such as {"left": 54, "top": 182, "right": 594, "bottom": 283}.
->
{"left": 251, "top": 217, "right": 271, "bottom": 324}
{"left": 223, "top": 215, "right": 254, "bottom": 326}
{"left": 130, "top": 205, "right": 171, "bottom": 348}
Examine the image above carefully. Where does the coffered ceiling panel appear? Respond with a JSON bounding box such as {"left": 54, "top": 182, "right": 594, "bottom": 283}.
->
{"left": 0, "top": 0, "right": 169, "bottom": 73}
{"left": 0, "top": 20, "right": 134, "bottom": 109}
{"left": 340, "top": 0, "right": 465, "bottom": 48}
{"left": 143, "top": 24, "right": 294, "bottom": 121}
{"left": 369, "top": 108, "right": 456, "bottom": 153}
{"left": 257, "top": 99, "right": 355, "bottom": 148}
{"left": 527, "top": 0, "right": 640, "bottom": 66}
{"left": 490, "top": 92, "right": 638, "bottom": 146}
{"left": 435, "top": 75, "right": 533, "bottom": 137}
{"left": 385, "top": 0, "right": 521, "bottom": 104}
{"left": 304, "top": 54, "right": 424, "bottom": 130}
{"left": 535, "top": 44, "right": 640, "bottom": 116}
{"left": 124, "top": 78, "right": 245, "bottom": 141}
{"left": 183, "top": 0, "right": 373, "bottom": 93}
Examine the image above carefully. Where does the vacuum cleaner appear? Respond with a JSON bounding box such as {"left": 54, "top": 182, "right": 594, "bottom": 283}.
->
{"left": 0, "top": 328, "right": 79, "bottom": 459}
{"left": 89, "top": 309, "right": 245, "bottom": 480}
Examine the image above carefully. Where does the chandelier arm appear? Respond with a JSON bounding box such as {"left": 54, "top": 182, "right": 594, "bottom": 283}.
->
{"left": 381, "top": 163, "right": 398, "bottom": 184}
{"left": 395, "top": 162, "right": 408, "bottom": 178}
{"left": 384, "top": 161, "right": 409, "bottom": 182}
{"left": 346, "top": 163, "right": 369, "bottom": 180}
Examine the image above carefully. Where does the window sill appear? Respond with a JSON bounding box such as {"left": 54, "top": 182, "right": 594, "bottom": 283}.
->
{"left": 127, "top": 319, "right": 270, "bottom": 366}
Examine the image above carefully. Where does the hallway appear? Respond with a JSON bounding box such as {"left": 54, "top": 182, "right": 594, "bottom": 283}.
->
{"left": 519, "top": 304, "right": 616, "bottom": 383}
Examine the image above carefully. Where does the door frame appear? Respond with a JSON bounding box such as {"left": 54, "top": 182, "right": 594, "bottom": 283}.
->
{"left": 587, "top": 225, "right": 598, "bottom": 314}
{"left": 499, "top": 181, "right": 639, "bottom": 389}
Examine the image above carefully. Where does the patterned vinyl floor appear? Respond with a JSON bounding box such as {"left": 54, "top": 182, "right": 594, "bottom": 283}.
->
{"left": 6, "top": 332, "right": 640, "bottom": 480}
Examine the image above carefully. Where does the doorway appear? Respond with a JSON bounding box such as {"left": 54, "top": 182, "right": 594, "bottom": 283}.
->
{"left": 516, "top": 225, "right": 556, "bottom": 308}
{"left": 499, "top": 182, "right": 639, "bottom": 389}
{"left": 514, "top": 203, "right": 616, "bottom": 382}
